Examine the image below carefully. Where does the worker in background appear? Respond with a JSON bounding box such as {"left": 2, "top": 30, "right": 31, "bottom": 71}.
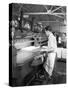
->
{"left": 58, "top": 35, "right": 62, "bottom": 47}
{"left": 61, "top": 33, "right": 66, "bottom": 48}
{"left": 43, "top": 26, "right": 57, "bottom": 83}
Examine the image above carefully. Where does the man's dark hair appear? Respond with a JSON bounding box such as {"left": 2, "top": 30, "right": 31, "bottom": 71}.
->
{"left": 45, "top": 25, "right": 52, "bottom": 31}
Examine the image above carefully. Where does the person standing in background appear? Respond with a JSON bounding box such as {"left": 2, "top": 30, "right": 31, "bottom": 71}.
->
{"left": 58, "top": 35, "right": 61, "bottom": 47}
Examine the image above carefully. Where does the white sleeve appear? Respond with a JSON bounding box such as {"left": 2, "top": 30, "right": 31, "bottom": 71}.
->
{"left": 48, "top": 36, "right": 57, "bottom": 52}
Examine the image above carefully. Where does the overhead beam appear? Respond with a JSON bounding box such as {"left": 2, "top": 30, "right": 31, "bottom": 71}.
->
{"left": 22, "top": 6, "right": 28, "bottom": 11}
{"left": 24, "top": 12, "right": 65, "bottom": 16}
{"left": 53, "top": 14, "right": 64, "bottom": 18}
{"left": 50, "top": 6, "right": 53, "bottom": 11}
{"left": 19, "top": 5, "right": 22, "bottom": 13}
{"left": 61, "top": 8, "right": 65, "bottom": 13}
{"left": 24, "top": 12, "right": 65, "bottom": 19}
{"left": 53, "top": 13, "right": 66, "bottom": 15}
{"left": 43, "top": 6, "right": 48, "bottom": 12}
{"left": 51, "top": 6, "right": 62, "bottom": 13}
{"left": 24, "top": 12, "right": 51, "bottom": 15}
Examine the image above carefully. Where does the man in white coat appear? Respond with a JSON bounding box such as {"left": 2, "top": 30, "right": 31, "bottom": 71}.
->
{"left": 43, "top": 26, "right": 57, "bottom": 82}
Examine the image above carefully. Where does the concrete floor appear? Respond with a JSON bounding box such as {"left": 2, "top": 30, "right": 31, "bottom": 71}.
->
{"left": 23, "top": 60, "right": 66, "bottom": 86}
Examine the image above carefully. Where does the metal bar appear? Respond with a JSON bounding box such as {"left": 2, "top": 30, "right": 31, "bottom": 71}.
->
{"left": 24, "top": 12, "right": 65, "bottom": 18}
{"left": 22, "top": 6, "right": 29, "bottom": 11}
{"left": 24, "top": 12, "right": 65, "bottom": 15}
{"left": 53, "top": 13, "right": 65, "bottom": 15}
{"left": 61, "top": 8, "right": 65, "bottom": 14}
{"left": 43, "top": 5, "right": 48, "bottom": 12}
{"left": 19, "top": 5, "right": 22, "bottom": 13}
{"left": 50, "top": 6, "right": 53, "bottom": 11}
{"left": 53, "top": 14, "right": 64, "bottom": 18}
{"left": 51, "top": 6, "right": 62, "bottom": 13}
{"left": 24, "top": 12, "right": 50, "bottom": 15}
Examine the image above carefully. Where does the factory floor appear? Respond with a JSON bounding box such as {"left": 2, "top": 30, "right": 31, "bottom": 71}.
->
{"left": 22, "top": 59, "right": 66, "bottom": 86}
{"left": 11, "top": 58, "right": 66, "bottom": 86}
{"left": 11, "top": 46, "right": 66, "bottom": 86}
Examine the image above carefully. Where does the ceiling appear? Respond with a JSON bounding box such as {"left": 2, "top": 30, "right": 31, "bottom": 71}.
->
{"left": 11, "top": 3, "right": 66, "bottom": 25}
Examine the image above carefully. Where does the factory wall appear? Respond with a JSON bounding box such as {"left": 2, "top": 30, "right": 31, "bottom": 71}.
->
{"left": 41, "top": 21, "right": 66, "bottom": 33}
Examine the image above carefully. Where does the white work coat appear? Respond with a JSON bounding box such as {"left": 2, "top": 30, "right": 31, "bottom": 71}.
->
{"left": 44, "top": 33, "right": 57, "bottom": 76}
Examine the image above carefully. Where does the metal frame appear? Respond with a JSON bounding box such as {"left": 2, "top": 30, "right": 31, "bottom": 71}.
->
{"left": 23, "top": 6, "right": 66, "bottom": 19}
{"left": 15, "top": 5, "right": 66, "bottom": 25}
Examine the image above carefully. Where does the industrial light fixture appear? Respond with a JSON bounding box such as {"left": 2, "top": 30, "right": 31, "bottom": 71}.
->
{"left": 23, "top": 15, "right": 29, "bottom": 18}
